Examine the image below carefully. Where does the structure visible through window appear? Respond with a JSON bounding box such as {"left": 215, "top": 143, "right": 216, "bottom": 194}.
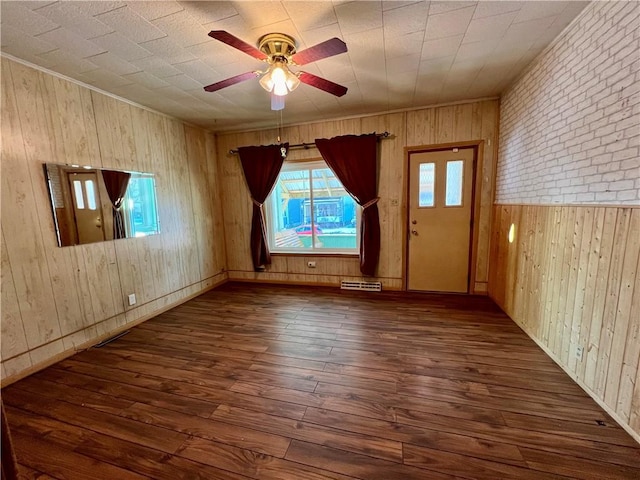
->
{"left": 266, "top": 161, "right": 359, "bottom": 253}
{"left": 123, "top": 174, "right": 160, "bottom": 238}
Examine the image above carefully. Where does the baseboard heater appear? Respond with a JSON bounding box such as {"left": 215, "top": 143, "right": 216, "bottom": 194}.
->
{"left": 340, "top": 281, "right": 382, "bottom": 292}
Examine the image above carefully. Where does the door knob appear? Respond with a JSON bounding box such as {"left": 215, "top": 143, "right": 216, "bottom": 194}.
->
{"left": 411, "top": 220, "right": 417, "bottom": 225}
{"left": 411, "top": 229, "right": 418, "bottom": 236}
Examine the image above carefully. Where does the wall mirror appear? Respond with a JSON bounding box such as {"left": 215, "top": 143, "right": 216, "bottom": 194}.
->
{"left": 44, "top": 163, "right": 160, "bottom": 247}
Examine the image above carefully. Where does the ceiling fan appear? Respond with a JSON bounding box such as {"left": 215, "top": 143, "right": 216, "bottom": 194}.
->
{"left": 203, "top": 31, "right": 348, "bottom": 110}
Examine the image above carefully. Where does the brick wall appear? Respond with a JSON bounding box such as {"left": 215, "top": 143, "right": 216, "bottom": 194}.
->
{"left": 496, "top": 1, "right": 639, "bottom": 205}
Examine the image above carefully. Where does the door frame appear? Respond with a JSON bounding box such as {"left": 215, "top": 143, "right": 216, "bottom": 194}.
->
{"left": 403, "top": 140, "right": 484, "bottom": 293}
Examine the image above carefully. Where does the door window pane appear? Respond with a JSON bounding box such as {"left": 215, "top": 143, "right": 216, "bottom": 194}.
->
{"left": 418, "top": 163, "right": 435, "bottom": 207}
{"left": 73, "top": 180, "right": 85, "bottom": 209}
{"left": 85, "top": 180, "right": 97, "bottom": 210}
{"left": 445, "top": 160, "right": 463, "bottom": 206}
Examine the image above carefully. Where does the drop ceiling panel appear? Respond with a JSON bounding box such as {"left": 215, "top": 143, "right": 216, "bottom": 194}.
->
{"left": 0, "top": 0, "right": 589, "bottom": 132}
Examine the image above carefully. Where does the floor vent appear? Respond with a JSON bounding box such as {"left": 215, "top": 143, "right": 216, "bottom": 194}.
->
{"left": 340, "top": 281, "right": 382, "bottom": 292}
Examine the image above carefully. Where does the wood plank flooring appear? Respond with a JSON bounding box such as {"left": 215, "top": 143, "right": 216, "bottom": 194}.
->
{"left": 3, "top": 282, "right": 640, "bottom": 479}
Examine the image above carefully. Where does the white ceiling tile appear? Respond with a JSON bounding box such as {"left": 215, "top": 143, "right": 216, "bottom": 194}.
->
{"left": 387, "top": 53, "right": 421, "bottom": 74}
{"left": 250, "top": 19, "right": 302, "bottom": 42}
{"left": 152, "top": 10, "right": 212, "bottom": 48}
{"left": 67, "top": 1, "right": 125, "bottom": 16}
{"left": 30, "top": 2, "right": 114, "bottom": 39}
{"left": 138, "top": 36, "right": 198, "bottom": 65}
{"left": 385, "top": 30, "right": 424, "bottom": 57}
{"left": 232, "top": 0, "right": 290, "bottom": 29}
{"left": 383, "top": 1, "right": 426, "bottom": 12}
{"left": 85, "top": 51, "right": 140, "bottom": 75}
{"left": 129, "top": 55, "right": 183, "bottom": 78}
{"left": 335, "top": 1, "right": 383, "bottom": 35}
{"left": 15, "top": 1, "right": 57, "bottom": 11}
{"left": 428, "top": 1, "right": 476, "bottom": 16}
{"left": 171, "top": 59, "right": 220, "bottom": 83}
{"left": 122, "top": 71, "right": 171, "bottom": 90}
{"left": 36, "top": 27, "right": 107, "bottom": 58}
{"left": 161, "top": 73, "right": 203, "bottom": 90}
{"left": 283, "top": 1, "right": 338, "bottom": 32}
{"left": 0, "top": 23, "right": 55, "bottom": 55}
{"left": 513, "top": 1, "right": 568, "bottom": 24}
{"left": 178, "top": 1, "right": 239, "bottom": 25}
{"left": 37, "top": 48, "right": 98, "bottom": 73}
{"left": 90, "top": 32, "right": 154, "bottom": 61}
{"left": 383, "top": 2, "right": 429, "bottom": 38}
{"left": 502, "top": 15, "right": 556, "bottom": 45}
{"left": 80, "top": 68, "right": 135, "bottom": 89}
{"left": 95, "top": 6, "right": 167, "bottom": 44}
{"left": 298, "top": 23, "right": 344, "bottom": 50}
{"left": 473, "top": 1, "right": 521, "bottom": 19}
{"left": 0, "top": 2, "right": 59, "bottom": 35}
{"left": 455, "top": 38, "right": 500, "bottom": 61}
{"left": 462, "top": 11, "right": 518, "bottom": 44}
{"left": 425, "top": 5, "right": 475, "bottom": 40}
{"left": 421, "top": 34, "right": 462, "bottom": 60}
{"left": 126, "top": 1, "right": 185, "bottom": 21}
{"left": 419, "top": 54, "right": 454, "bottom": 75}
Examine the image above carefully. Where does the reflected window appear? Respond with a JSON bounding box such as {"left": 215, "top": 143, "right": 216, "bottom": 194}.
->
{"left": 85, "top": 180, "right": 97, "bottom": 210}
{"left": 123, "top": 174, "right": 160, "bottom": 237}
{"left": 73, "top": 180, "right": 85, "bottom": 209}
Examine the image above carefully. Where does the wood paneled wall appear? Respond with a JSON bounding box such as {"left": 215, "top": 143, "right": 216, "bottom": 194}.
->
{"left": 216, "top": 100, "right": 499, "bottom": 291}
{"left": 489, "top": 204, "right": 640, "bottom": 440}
{"left": 0, "top": 58, "right": 227, "bottom": 384}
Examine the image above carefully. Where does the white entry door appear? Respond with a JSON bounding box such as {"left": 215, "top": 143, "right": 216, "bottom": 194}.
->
{"left": 407, "top": 148, "right": 474, "bottom": 293}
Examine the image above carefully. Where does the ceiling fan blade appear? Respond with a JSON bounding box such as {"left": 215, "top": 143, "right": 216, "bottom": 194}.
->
{"left": 292, "top": 38, "right": 347, "bottom": 65}
{"left": 298, "top": 72, "right": 348, "bottom": 97}
{"left": 204, "top": 72, "right": 259, "bottom": 92}
{"left": 208, "top": 30, "right": 267, "bottom": 61}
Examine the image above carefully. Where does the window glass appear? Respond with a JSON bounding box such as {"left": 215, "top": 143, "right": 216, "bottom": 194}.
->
{"left": 123, "top": 175, "right": 160, "bottom": 237}
{"left": 85, "top": 180, "right": 97, "bottom": 210}
{"left": 267, "top": 162, "right": 358, "bottom": 253}
{"left": 445, "top": 160, "right": 464, "bottom": 206}
{"left": 418, "top": 163, "right": 435, "bottom": 207}
{"left": 73, "top": 180, "right": 85, "bottom": 209}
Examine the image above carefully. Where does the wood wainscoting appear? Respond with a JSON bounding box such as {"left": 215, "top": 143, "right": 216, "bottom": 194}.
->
{"left": 489, "top": 204, "right": 640, "bottom": 442}
{"left": 3, "top": 283, "right": 640, "bottom": 478}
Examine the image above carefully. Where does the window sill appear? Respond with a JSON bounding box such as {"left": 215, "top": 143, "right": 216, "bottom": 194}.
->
{"left": 271, "top": 252, "right": 359, "bottom": 259}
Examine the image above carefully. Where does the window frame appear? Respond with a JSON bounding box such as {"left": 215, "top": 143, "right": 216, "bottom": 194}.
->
{"left": 265, "top": 159, "right": 361, "bottom": 255}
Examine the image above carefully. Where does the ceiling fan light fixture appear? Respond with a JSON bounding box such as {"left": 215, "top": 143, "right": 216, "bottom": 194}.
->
{"left": 259, "top": 60, "right": 300, "bottom": 96}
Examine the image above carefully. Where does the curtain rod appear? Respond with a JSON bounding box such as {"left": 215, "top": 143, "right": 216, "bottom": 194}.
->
{"left": 228, "top": 131, "right": 391, "bottom": 155}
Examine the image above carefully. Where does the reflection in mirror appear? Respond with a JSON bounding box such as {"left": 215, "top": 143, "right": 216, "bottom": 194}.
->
{"left": 44, "top": 163, "right": 160, "bottom": 247}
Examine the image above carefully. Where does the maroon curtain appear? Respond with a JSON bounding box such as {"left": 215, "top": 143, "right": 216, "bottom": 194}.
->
{"left": 102, "top": 170, "right": 131, "bottom": 240}
{"left": 1, "top": 400, "right": 19, "bottom": 480}
{"left": 315, "top": 133, "right": 380, "bottom": 276}
{"left": 238, "top": 143, "right": 289, "bottom": 270}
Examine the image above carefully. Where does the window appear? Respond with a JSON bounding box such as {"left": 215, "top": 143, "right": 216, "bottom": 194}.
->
{"left": 445, "top": 160, "right": 463, "bottom": 206}
{"left": 122, "top": 174, "right": 160, "bottom": 237}
{"left": 266, "top": 160, "right": 359, "bottom": 253}
{"left": 418, "top": 162, "right": 435, "bottom": 207}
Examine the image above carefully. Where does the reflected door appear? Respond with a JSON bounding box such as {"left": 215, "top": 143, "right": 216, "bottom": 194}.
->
{"left": 407, "top": 148, "right": 474, "bottom": 292}
{"left": 68, "top": 172, "right": 105, "bottom": 244}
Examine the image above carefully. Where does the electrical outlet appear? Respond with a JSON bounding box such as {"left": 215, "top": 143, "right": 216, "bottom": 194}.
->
{"left": 128, "top": 293, "right": 136, "bottom": 306}
{"left": 390, "top": 198, "right": 399, "bottom": 206}
{"left": 307, "top": 261, "right": 316, "bottom": 268}
{"left": 576, "top": 345, "right": 584, "bottom": 361}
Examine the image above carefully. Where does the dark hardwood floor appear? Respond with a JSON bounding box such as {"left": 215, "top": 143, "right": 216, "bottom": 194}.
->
{"left": 3, "top": 282, "right": 640, "bottom": 479}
